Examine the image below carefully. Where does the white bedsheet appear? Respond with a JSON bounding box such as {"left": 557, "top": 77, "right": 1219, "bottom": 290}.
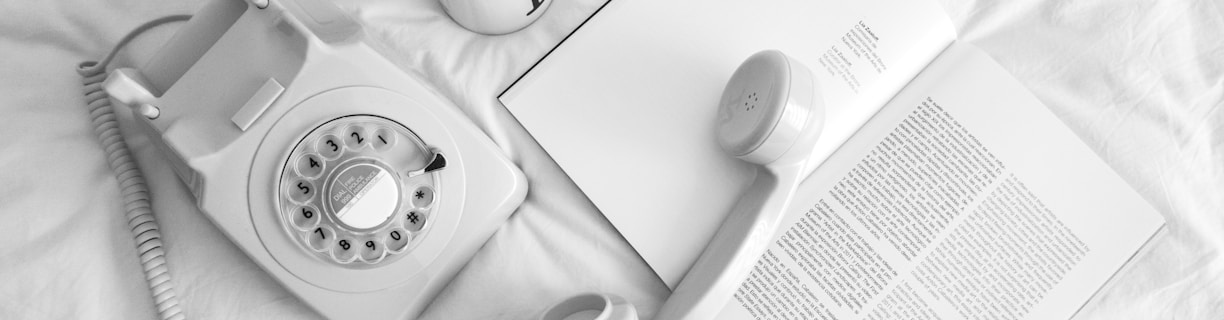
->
{"left": 0, "top": 0, "right": 1219, "bottom": 319}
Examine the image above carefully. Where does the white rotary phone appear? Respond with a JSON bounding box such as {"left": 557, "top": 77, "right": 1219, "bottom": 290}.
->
{"left": 100, "top": 0, "right": 526, "bottom": 318}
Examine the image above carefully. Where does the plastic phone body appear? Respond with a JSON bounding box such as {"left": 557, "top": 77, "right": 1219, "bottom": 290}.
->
{"left": 102, "top": 0, "right": 527, "bottom": 318}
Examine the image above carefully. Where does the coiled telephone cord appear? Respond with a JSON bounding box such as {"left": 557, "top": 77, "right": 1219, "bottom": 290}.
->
{"left": 77, "top": 14, "right": 192, "bottom": 320}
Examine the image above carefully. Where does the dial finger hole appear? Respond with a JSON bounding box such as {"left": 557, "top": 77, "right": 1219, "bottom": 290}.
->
{"left": 359, "top": 238, "right": 386, "bottom": 263}
{"left": 317, "top": 134, "right": 344, "bottom": 159}
{"left": 372, "top": 127, "right": 397, "bottom": 152}
{"left": 332, "top": 237, "right": 357, "bottom": 262}
{"left": 385, "top": 228, "right": 410, "bottom": 253}
{"left": 410, "top": 186, "right": 435, "bottom": 208}
{"left": 307, "top": 226, "right": 335, "bottom": 252}
{"left": 288, "top": 179, "right": 314, "bottom": 204}
{"left": 343, "top": 125, "right": 368, "bottom": 149}
{"left": 291, "top": 205, "right": 320, "bottom": 231}
{"left": 404, "top": 210, "right": 427, "bottom": 232}
{"left": 296, "top": 153, "right": 325, "bottom": 179}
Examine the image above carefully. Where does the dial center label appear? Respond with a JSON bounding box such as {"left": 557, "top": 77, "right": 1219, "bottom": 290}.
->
{"left": 329, "top": 163, "right": 399, "bottom": 229}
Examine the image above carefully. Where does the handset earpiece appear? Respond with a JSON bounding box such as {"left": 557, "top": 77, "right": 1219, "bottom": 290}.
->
{"left": 659, "top": 50, "right": 825, "bottom": 320}
{"left": 716, "top": 49, "right": 824, "bottom": 170}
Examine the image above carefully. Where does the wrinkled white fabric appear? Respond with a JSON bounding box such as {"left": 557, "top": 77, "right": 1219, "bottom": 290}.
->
{"left": 940, "top": 1, "right": 1224, "bottom": 318}
{"left": 0, "top": 0, "right": 1219, "bottom": 319}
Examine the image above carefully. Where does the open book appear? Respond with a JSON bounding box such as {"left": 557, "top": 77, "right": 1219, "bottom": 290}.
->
{"left": 499, "top": 0, "right": 1165, "bottom": 318}
{"left": 713, "top": 42, "right": 1166, "bottom": 319}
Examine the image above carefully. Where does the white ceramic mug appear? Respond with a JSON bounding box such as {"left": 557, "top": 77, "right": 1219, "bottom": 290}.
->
{"left": 440, "top": 0, "right": 551, "bottom": 35}
{"left": 540, "top": 293, "right": 637, "bottom": 320}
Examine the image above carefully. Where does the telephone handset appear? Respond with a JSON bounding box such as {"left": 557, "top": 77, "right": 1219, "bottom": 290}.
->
{"left": 658, "top": 50, "right": 825, "bottom": 319}
{"left": 100, "top": 0, "right": 527, "bottom": 318}
{"left": 534, "top": 50, "right": 824, "bottom": 320}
